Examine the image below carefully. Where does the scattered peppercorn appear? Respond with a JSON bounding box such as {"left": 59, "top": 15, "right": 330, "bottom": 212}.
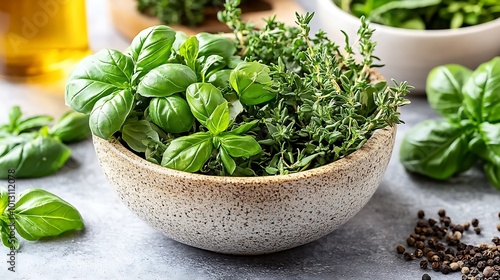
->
{"left": 418, "top": 210, "right": 425, "bottom": 219}
{"left": 472, "top": 218, "right": 479, "bottom": 227}
{"left": 463, "top": 222, "right": 471, "bottom": 231}
{"left": 475, "top": 227, "right": 482, "bottom": 235}
{"left": 497, "top": 224, "right": 500, "bottom": 232}
{"left": 438, "top": 209, "right": 446, "bottom": 217}
{"left": 397, "top": 245, "right": 406, "bottom": 254}
{"left": 422, "top": 273, "right": 431, "bottom": 280}
{"left": 420, "top": 260, "right": 428, "bottom": 269}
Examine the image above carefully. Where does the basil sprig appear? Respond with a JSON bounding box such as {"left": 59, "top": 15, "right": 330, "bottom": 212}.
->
{"left": 400, "top": 57, "right": 500, "bottom": 188}
{"left": 0, "top": 188, "right": 84, "bottom": 249}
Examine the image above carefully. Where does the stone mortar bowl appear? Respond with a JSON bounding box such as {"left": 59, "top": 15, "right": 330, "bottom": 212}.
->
{"left": 93, "top": 123, "right": 396, "bottom": 255}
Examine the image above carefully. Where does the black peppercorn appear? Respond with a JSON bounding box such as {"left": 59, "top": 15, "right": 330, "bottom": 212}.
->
{"left": 418, "top": 210, "right": 425, "bottom": 219}
{"left": 438, "top": 209, "right": 446, "bottom": 217}
{"left": 415, "top": 249, "right": 424, "bottom": 258}
{"left": 420, "top": 260, "right": 428, "bottom": 269}
{"left": 432, "top": 261, "right": 440, "bottom": 271}
{"left": 472, "top": 218, "right": 479, "bottom": 227}
{"left": 404, "top": 252, "right": 414, "bottom": 261}
{"left": 397, "top": 245, "right": 405, "bottom": 254}
{"left": 407, "top": 236, "right": 416, "bottom": 247}
{"left": 440, "top": 264, "right": 451, "bottom": 274}
{"left": 477, "top": 260, "right": 487, "bottom": 270}
{"left": 429, "top": 218, "right": 437, "bottom": 227}
{"left": 463, "top": 222, "right": 470, "bottom": 231}
{"left": 475, "top": 227, "right": 482, "bottom": 235}
{"left": 422, "top": 273, "right": 431, "bottom": 280}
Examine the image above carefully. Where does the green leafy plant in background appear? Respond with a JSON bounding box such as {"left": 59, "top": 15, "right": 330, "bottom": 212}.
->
{"left": 0, "top": 107, "right": 90, "bottom": 178}
{"left": 66, "top": 0, "right": 410, "bottom": 176}
{"left": 0, "top": 187, "right": 84, "bottom": 249}
{"left": 334, "top": 0, "right": 500, "bottom": 29}
{"left": 400, "top": 57, "right": 500, "bottom": 188}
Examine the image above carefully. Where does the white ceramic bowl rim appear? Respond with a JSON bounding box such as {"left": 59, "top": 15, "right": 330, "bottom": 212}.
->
{"left": 101, "top": 125, "right": 394, "bottom": 185}
{"left": 323, "top": 0, "right": 500, "bottom": 37}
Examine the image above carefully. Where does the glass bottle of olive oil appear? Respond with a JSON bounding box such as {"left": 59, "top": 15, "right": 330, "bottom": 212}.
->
{"left": 0, "top": 0, "right": 89, "bottom": 80}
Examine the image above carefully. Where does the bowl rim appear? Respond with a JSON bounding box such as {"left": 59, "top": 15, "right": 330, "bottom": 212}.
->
{"left": 318, "top": 0, "right": 500, "bottom": 37}
{"left": 94, "top": 124, "right": 395, "bottom": 184}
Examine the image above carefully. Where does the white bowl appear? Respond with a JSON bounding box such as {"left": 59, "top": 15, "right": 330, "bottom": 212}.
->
{"left": 316, "top": 0, "right": 500, "bottom": 92}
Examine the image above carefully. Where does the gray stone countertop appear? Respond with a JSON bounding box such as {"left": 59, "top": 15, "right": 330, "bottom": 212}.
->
{"left": 1, "top": 0, "right": 499, "bottom": 279}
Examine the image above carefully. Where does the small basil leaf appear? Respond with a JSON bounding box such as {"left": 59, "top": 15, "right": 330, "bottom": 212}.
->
{"left": 229, "top": 120, "right": 259, "bottom": 135}
{"left": 49, "top": 111, "right": 90, "bottom": 143}
{"left": 16, "top": 115, "right": 54, "bottom": 134}
{"left": 225, "top": 92, "right": 244, "bottom": 120}
{"left": 13, "top": 188, "right": 84, "bottom": 241}
{"left": 218, "top": 134, "right": 261, "bottom": 158}
{"left": 65, "top": 49, "right": 134, "bottom": 114}
{"left": 399, "top": 119, "right": 475, "bottom": 180}
{"left": 196, "top": 33, "right": 236, "bottom": 61}
{"left": 426, "top": 64, "right": 472, "bottom": 119}
{"left": 230, "top": 61, "right": 276, "bottom": 105}
{"left": 207, "top": 69, "right": 232, "bottom": 88}
{"left": 470, "top": 122, "right": 500, "bottom": 166}
{"left": 200, "top": 55, "right": 225, "bottom": 81}
{"left": 137, "top": 64, "right": 197, "bottom": 97}
{"left": 8, "top": 106, "right": 22, "bottom": 131}
{"left": 0, "top": 134, "right": 71, "bottom": 178}
{"left": 220, "top": 147, "right": 236, "bottom": 175}
{"left": 172, "top": 31, "right": 188, "bottom": 52}
{"left": 186, "top": 83, "right": 226, "bottom": 125}
{"left": 161, "top": 132, "right": 213, "bottom": 172}
{"left": 206, "top": 102, "right": 230, "bottom": 135}
{"left": 149, "top": 95, "right": 194, "bottom": 134}
{"left": 179, "top": 35, "right": 199, "bottom": 71}
{"left": 0, "top": 187, "right": 8, "bottom": 215}
{"left": 89, "top": 89, "right": 134, "bottom": 139}
{"left": 484, "top": 162, "right": 500, "bottom": 189}
{"left": 463, "top": 57, "right": 500, "bottom": 123}
{"left": 0, "top": 223, "right": 19, "bottom": 250}
{"left": 129, "top": 25, "right": 176, "bottom": 78}
{"left": 122, "top": 120, "right": 160, "bottom": 153}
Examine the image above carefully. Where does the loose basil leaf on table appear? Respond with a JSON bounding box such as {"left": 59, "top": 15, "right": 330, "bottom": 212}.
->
{"left": 121, "top": 119, "right": 160, "bottom": 153}
{"left": 129, "top": 25, "right": 176, "bottom": 79}
{"left": 1, "top": 106, "right": 53, "bottom": 134}
{"left": 462, "top": 57, "right": 500, "bottom": 123}
{"left": 196, "top": 32, "right": 237, "bottom": 61}
{"left": 230, "top": 61, "right": 276, "bottom": 105}
{"left": 161, "top": 132, "right": 214, "bottom": 172}
{"left": 399, "top": 119, "right": 476, "bottom": 180}
{"left": 186, "top": 83, "right": 227, "bottom": 125}
{"left": 89, "top": 89, "right": 134, "bottom": 139}
{"left": 65, "top": 49, "right": 134, "bottom": 114}
{"left": 426, "top": 64, "right": 472, "bottom": 119}
{"left": 137, "top": 64, "right": 197, "bottom": 97}
{"left": 0, "top": 223, "right": 19, "bottom": 250}
{"left": 206, "top": 102, "right": 230, "bottom": 135}
{"left": 12, "top": 188, "right": 84, "bottom": 241}
{"left": 0, "top": 131, "right": 71, "bottom": 179}
{"left": 149, "top": 95, "right": 195, "bottom": 134}
{"left": 49, "top": 111, "right": 90, "bottom": 143}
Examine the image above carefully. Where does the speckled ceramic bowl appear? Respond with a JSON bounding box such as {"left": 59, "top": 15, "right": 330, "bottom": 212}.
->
{"left": 93, "top": 124, "right": 396, "bottom": 255}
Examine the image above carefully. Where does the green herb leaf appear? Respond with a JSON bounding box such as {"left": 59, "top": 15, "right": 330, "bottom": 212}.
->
{"left": 399, "top": 119, "right": 475, "bottom": 180}
{"left": 13, "top": 188, "right": 84, "bottom": 241}
{"left": 161, "top": 132, "right": 213, "bottom": 172}
{"left": 229, "top": 120, "right": 258, "bottom": 135}
{"left": 121, "top": 119, "right": 160, "bottom": 153}
{"left": 426, "top": 64, "right": 472, "bottom": 119}
{"left": 206, "top": 102, "right": 230, "bottom": 135}
{"left": 207, "top": 69, "right": 232, "bottom": 88}
{"left": 179, "top": 35, "right": 199, "bottom": 71}
{"left": 0, "top": 187, "right": 8, "bottom": 215}
{"left": 89, "top": 89, "right": 134, "bottom": 139}
{"left": 220, "top": 147, "right": 236, "bottom": 175}
{"left": 186, "top": 83, "right": 227, "bottom": 125}
{"left": 0, "top": 222, "right": 19, "bottom": 250}
{"left": 49, "top": 111, "right": 90, "bottom": 143}
{"left": 469, "top": 122, "right": 500, "bottom": 166}
{"left": 196, "top": 33, "right": 237, "bottom": 61}
{"left": 129, "top": 25, "right": 176, "bottom": 79}
{"left": 218, "top": 134, "right": 261, "bottom": 158}
{"left": 65, "top": 49, "right": 134, "bottom": 114}
{"left": 137, "top": 64, "right": 197, "bottom": 97}
{"left": 148, "top": 95, "right": 194, "bottom": 134}
{"left": 230, "top": 61, "right": 276, "bottom": 105}
{"left": 484, "top": 162, "right": 500, "bottom": 189}
{"left": 16, "top": 115, "right": 54, "bottom": 134}
{"left": 462, "top": 57, "right": 500, "bottom": 123}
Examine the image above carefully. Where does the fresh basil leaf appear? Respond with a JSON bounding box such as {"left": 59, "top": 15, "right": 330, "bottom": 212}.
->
{"left": 462, "top": 57, "right": 500, "bottom": 123}
{"left": 65, "top": 49, "right": 134, "bottom": 114}
{"left": 0, "top": 222, "right": 19, "bottom": 250}
{"left": 196, "top": 33, "right": 236, "bottom": 61}
{"left": 469, "top": 122, "right": 500, "bottom": 166}
{"left": 129, "top": 25, "right": 176, "bottom": 78}
{"left": 484, "top": 162, "right": 500, "bottom": 189}
{"left": 149, "top": 95, "right": 194, "bottom": 134}
{"left": 426, "top": 64, "right": 472, "bottom": 119}
{"left": 16, "top": 115, "right": 54, "bottom": 134}
{"left": 200, "top": 55, "right": 225, "bottom": 81}
{"left": 0, "top": 188, "right": 8, "bottom": 215}
{"left": 186, "top": 83, "right": 226, "bottom": 125}
{"left": 137, "top": 64, "right": 197, "bottom": 97}
{"left": 122, "top": 119, "right": 160, "bottom": 153}
{"left": 0, "top": 134, "right": 71, "bottom": 178}
{"left": 13, "top": 188, "right": 84, "bottom": 241}
{"left": 220, "top": 147, "right": 236, "bottom": 175}
{"left": 206, "top": 102, "right": 230, "bottom": 135}
{"left": 218, "top": 134, "right": 261, "bottom": 158}
{"left": 89, "top": 89, "right": 134, "bottom": 139}
{"left": 179, "top": 36, "right": 199, "bottom": 71}
{"left": 399, "top": 119, "right": 475, "bottom": 180}
{"left": 161, "top": 132, "right": 213, "bottom": 172}
{"left": 8, "top": 106, "right": 22, "bottom": 131}
{"left": 172, "top": 31, "right": 188, "bottom": 52}
{"left": 0, "top": 133, "right": 36, "bottom": 157}
{"left": 49, "top": 111, "right": 90, "bottom": 143}
{"left": 230, "top": 61, "right": 276, "bottom": 105}
{"left": 229, "top": 120, "right": 259, "bottom": 135}
{"left": 225, "top": 92, "right": 244, "bottom": 121}
{"left": 207, "top": 69, "right": 232, "bottom": 88}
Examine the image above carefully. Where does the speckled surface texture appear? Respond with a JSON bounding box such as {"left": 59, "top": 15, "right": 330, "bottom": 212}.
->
{"left": 93, "top": 125, "right": 395, "bottom": 255}
{"left": 2, "top": 0, "right": 500, "bottom": 279}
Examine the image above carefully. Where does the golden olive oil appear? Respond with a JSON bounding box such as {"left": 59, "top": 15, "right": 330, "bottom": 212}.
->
{"left": 0, "top": 0, "right": 89, "bottom": 80}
